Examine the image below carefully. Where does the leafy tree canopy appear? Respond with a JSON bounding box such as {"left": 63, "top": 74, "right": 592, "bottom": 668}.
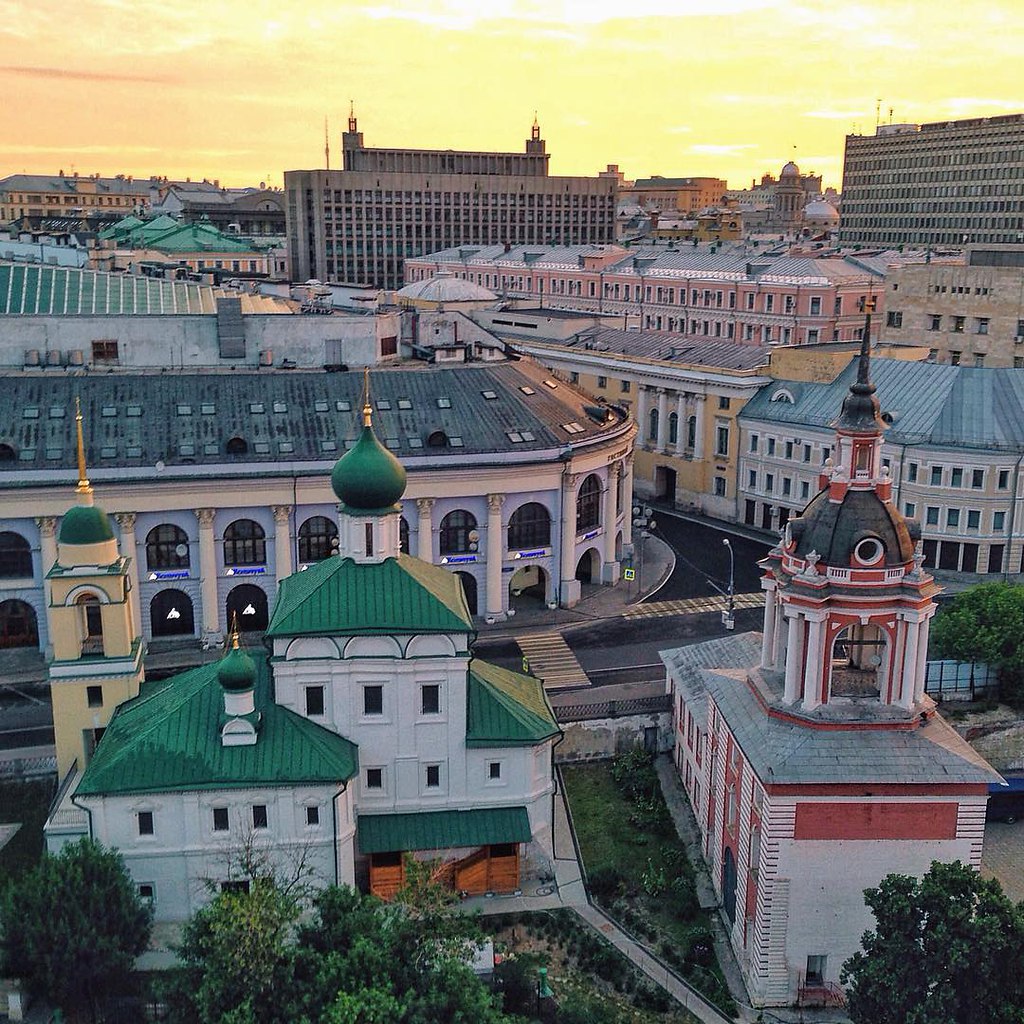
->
{"left": 0, "top": 838, "right": 151, "bottom": 1023}
{"left": 841, "top": 860, "right": 1024, "bottom": 1024}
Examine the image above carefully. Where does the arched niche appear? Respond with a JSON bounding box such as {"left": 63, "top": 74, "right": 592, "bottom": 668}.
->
{"left": 285, "top": 637, "right": 342, "bottom": 661}
{"left": 405, "top": 634, "right": 457, "bottom": 659}
{"left": 344, "top": 635, "right": 402, "bottom": 660}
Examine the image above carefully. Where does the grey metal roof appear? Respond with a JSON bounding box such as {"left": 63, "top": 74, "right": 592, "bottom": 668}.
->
{"left": 742, "top": 356, "right": 1024, "bottom": 451}
{"left": 558, "top": 328, "right": 769, "bottom": 371}
{"left": 0, "top": 360, "right": 627, "bottom": 484}
{"left": 662, "top": 633, "right": 999, "bottom": 786}
{"left": 0, "top": 174, "right": 214, "bottom": 196}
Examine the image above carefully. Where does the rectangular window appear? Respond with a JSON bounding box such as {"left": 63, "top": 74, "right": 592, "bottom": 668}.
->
{"left": 425, "top": 764, "right": 440, "bottom": 788}
{"left": 138, "top": 884, "right": 155, "bottom": 906}
{"left": 305, "top": 805, "right": 320, "bottom": 826}
{"left": 950, "top": 467, "right": 964, "bottom": 488}
{"left": 782, "top": 477, "right": 792, "bottom": 497}
{"left": 621, "top": 380, "right": 631, "bottom": 393}
{"left": 596, "top": 376, "right": 607, "bottom": 388}
{"left": 930, "top": 466, "right": 943, "bottom": 486}
{"left": 952, "top": 316, "right": 966, "bottom": 333}
{"left": 252, "top": 805, "right": 268, "bottom": 829}
{"left": 905, "top": 502, "right": 917, "bottom": 518}
{"left": 926, "top": 506, "right": 939, "bottom": 526}
{"left": 800, "top": 481, "right": 810, "bottom": 500}
{"left": 364, "top": 522, "right": 374, "bottom": 557}
{"left": 947, "top": 508, "right": 960, "bottom": 528}
{"left": 806, "top": 955, "right": 827, "bottom": 987}
{"left": 213, "top": 807, "right": 229, "bottom": 832}
{"left": 488, "top": 761, "right": 502, "bottom": 780}
{"left": 989, "top": 544, "right": 1005, "bottom": 574}
{"left": 803, "top": 445, "right": 811, "bottom": 463}
{"left": 972, "top": 469, "right": 984, "bottom": 489}
{"left": 908, "top": 462, "right": 918, "bottom": 482}
{"left": 749, "top": 433, "right": 759, "bottom": 453}
{"left": 967, "top": 509, "right": 981, "bottom": 529}
{"left": 951, "top": 350, "right": 962, "bottom": 366}
{"left": 86, "top": 685, "right": 103, "bottom": 708}
{"left": 716, "top": 426, "right": 729, "bottom": 456}
{"left": 994, "top": 511, "right": 1006, "bottom": 531}
{"left": 886, "top": 311, "right": 903, "bottom": 328}
{"left": 137, "top": 811, "right": 154, "bottom": 836}
{"left": 363, "top": 685, "right": 383, "bottom": 716}
{"left": 810, "top": 296, "right": 822, "bottom": 315}
{"left": 421, "top": 684, "right": 440, "bottom": 715}
{"left": 714, "top": 476, "right": 727, "bottom": 497}
{"left": 365, "top": 768, "right": 383, "bottom": 789}
{"left": 305, "top": 685, "right": 325, "bottom": 716}
{"left": 998, "top": 469, "right": 1010, "bottom": 490}
{"left": 718, "top": 396, "right": 730, "bottom": 410}
{"left": 748, "top": 470, "right": 757, "bottom": 488}
{"left": 929, "top": 314, "right": 942, "bottom": 331}
{"left": 767, "top": 438, "right": 776, "bottom": 456}
{"left": 962, "top": 543, "right": 979, "bottom": 573}
{"left": 91, "top": 340, "right": 119, "bottom": 364}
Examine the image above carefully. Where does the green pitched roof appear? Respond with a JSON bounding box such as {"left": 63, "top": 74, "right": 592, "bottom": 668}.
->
{"left": 357, "top": 806, "right": 531, "bottom": 855}
{"left": 76, "top": 655, "right": 357, "bottom": 796}
{"left": 466, "top": 659, "right": 561, "bottom": 747}
{"left": 266, "top": 554, "right": 473, "bottom": 638}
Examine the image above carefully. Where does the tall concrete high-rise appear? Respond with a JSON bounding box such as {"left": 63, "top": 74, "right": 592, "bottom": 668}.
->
{"left": 284, "top": 115, "right": 617, "bottom": 288}
{"left": 838, "top": 113, "right": 1024, "bottom": 248}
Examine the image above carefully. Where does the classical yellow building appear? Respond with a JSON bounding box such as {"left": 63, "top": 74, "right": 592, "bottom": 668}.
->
{"left": 46, "top": 407, "right": 143, "bottom": 779}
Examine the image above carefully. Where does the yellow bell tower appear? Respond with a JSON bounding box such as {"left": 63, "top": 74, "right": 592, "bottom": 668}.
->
{"left": 46, "top": 400, "right": 144, "bottom": 780}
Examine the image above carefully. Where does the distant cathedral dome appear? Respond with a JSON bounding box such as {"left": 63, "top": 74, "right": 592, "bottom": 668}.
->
{"left": 396, "top": 271, "right": 497, "bottom": 306}
{"left": 780, "top": 161, "right": 800, "bottom": 179}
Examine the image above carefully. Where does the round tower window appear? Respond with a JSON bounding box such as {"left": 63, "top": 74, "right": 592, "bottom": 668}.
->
{"left": 854, "top": 537, "right": 884, "bottom": 564}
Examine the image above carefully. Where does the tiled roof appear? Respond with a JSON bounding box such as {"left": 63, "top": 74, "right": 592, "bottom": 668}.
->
{"left": 0, "top": 361, "right": 629, "bottom": 481}
{"left": 741, "top": 356, "right": 1024, "bottom": 451}
{"left": 466, "top": 659, "right": 560, "bottom": 746}
{"left": 76, "top": 656, "right": 358, "bottom": 796}
{"left": 0, "top": 263, "right": 288, "bottom": 316}
{"left": 357, "top": 805, "right": 531, "bottom": 854}
{"left": 550, "top": 327, "right": 769, "bottom": 371}
{"left": 266, "top": 554, "right": 473, "bottom": 637}
{"left": 662, "top": 633, "right": 999, "bottom": 786}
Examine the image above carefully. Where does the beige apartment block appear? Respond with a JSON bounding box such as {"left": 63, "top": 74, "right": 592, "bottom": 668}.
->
{"left": 880, "top": 249, "right": 1024, "bottom": 366}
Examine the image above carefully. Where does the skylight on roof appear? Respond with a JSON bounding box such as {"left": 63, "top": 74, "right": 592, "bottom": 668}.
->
{"left": 437, "top": 397, "right": 451, "bottom": 409}
{"left": 320, "top": 440, "right": 337, "bottom": 453}
{"left": 519, "top": 386, "right": 536, "bottom": 395}
{"left": 204, "top": 443, "right": 219, "bottom": 455}
{"left": 507, "top": 431, "right": 524, "bottom": 443}
{"left": 562, "top": 422, "right": 585, "bottom": 435}
{"left": 249, "top": 402, "right": 265, "bottom": 414}
{"left": 385, "top": 438, "right": 400, "bottom": 449}
{"left": 201, "top": 403, "right": 216, "bottom": 415}
{"left": 101, "top": 406, "right": 116, "bottom": 418}
{"left": 543, "top": 379, "right": 559, "bottom": 390}
{"left": 482, "top": 390, "right": 498, "bottom": 400}
{"left": 521, "top": 430, "right": 536, "bottom": 441}
{"left": 177, "top": 404, "right": 192, "bottom": 416}
{"left": 126, "top": 405, "right": 142, "bottom": 417}
{"left": 407, "top": 437, "right": 423, "bottom": 449}
{"left": 273, "top": 401, "right": 287, "bottom": 413}
{"left": 449, "top": 436, "right": 465, "bottom": 447}
{"left": 49, "top": 407, "right": 65, "bottom": 419}
{"left": 315, "top": 400, "right": 329, "bottom": 413}
{"left": 279, "top": 441, "right": 294, "bottom": 453}
{"left": 45, "top": 447, "right": 62, "bottom": 459}
{"left": 23, "top": 408, "right": 39, "bottom": 419}
{"left": 254, "top": 441, "right": 270, "bottom": 454}
{"left": 100, "top": 445, "right": 117, "bottom": 458}
{"left": 126, "top": 445, "right": 142, "bottom": 458}
{"left": 377, "top": 399, "right": 392, "bottom": 410}
{"left": 179, "top": 443, "right": 195, "bottom": 456}
{"left": 336, "top": 400, "right": 351, "bottom": 412}
{"left": 397, "top": 398, "right": 412, "bottom": 410}
{"left": 18, "top": 448, "right": 35, "bottom": 461}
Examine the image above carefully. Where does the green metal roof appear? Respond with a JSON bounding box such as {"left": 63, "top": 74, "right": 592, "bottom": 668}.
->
{"left": 466, "top": 659, "right": 560, "bottom": 747}
{"left": 267, "top": 554, "right": 473, "bottom": 638}
{"left": 57, "top": 502, "right": 115, "bottom": 545}
{"left": 357, "top": 806, "right": 531, "bottom": 854}
{"left": 99, "top": 214, "right": 260, "bottom": 254}
{"left": 76, "top": 655, "right": 358, "bottom": 797}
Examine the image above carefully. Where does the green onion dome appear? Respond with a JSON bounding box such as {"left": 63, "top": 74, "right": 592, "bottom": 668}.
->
{"left": 59, "top": 504, "right": 115, "bottom": 545}
{"left": 331, "top": 421, "right": 407, "bottom": 514}
{"left": 217, "top": 644, "right": 256, "bottom": 692}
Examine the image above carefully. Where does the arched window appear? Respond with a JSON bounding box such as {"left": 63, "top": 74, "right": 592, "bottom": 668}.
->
{"left": 145, "top": 524, "right": 190, "bottom": 572}
{"left": 226, "top": 584, "right": 269, "bottom": 632}
{"left": 0, "top": 532, "right": 32, "bottom": 578}
{"left": 648, "top": 408, "right": 659, "bottom": 443}
{"left": 507, "top": 503, "right": 551, "bottom": 550}
{"left": 223, "top": 519, "right": 266, "bottom": 567}
{"left": 150, "top": 589, "right": 195, "bottom": 637}
{"left": 399, "top": 516, "right": 410, "bottom": 554}
{"left": 0, "top": 599, "right": 38, "bottom": 649}
{"left": 439, "top": 510, "right": 477, "bottom": 555}
{"left": 226, "top": 436, "right": 249, "bottom": 455}
{"left": 687, "top": 415, "right": 697, "bottom": 449}
{"left": 454, "top": 571, "right": 478, "bottom": 615}
{"left": 668, "top": 412, "right": 679, "bottom": 446}
{"left": 0, "top": 443, "right": 16, "bottom": 462}
{"left": 298, "top": 516, "right": 338, "bottom": 562}
{"left": 77, "top": 593, "right": 103, "bottom": 651}
{"left": 427, "top": 430, "right": 448, "bottom": 448}
{"left": 577, "top": 474, "right": 602, "bottom": 531}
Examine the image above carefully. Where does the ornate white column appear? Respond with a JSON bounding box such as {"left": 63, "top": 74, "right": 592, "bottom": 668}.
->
{"left": 486, "top": 493, "right": 505, "bottom": 620}
{"left": 601, "top": 464, "right": 620, "bottom": 584}
{"left": 773, "top": 597, "right": 788, "bottom": 672}
{"left": 692, "top": 394, "right": 706, "bottom": 459}
{"left": 783, "top": 612, "right": 802, "bottom": 703}
{"left": 416, "top": 498, "right": 434, "bottom": 563}
{"left": 899, "top": 619, "right": 921, "bottom": 709}
{"left": 114, "top": 512, "right": 143, "bottom": 638}
{"left": 36, "top": 516, "right": 57, "bottom": 654}
{"left": 559, "top": 473, "right": 580, "bottom": 607}
{"left": 621, "top": 458, "right": 635, "bottom": 551}
{"left": 636, "top": 386, "right": 651, "bottom": 445}
{"left": 760, "top": 584, "right": 777, "bottom": 669}
{"left": 674, "top": 392, "right": 687, "bottom": 456}
{"left": 802, "top": 616, "right": 825, "bottom": 710}
{"left": 914, "top": 617, "right": 931, "bottom": 703}
{"left": 273, "top": 506, "right": 293, "bottom": 582}
{"left": 656, "top": 389, "right": 669, "bottom": 450}
{"left": 196, "top": 508, "right": 220, "bottom": 638}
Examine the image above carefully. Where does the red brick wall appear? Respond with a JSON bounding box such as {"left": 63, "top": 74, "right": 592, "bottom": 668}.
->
{"left": 794, "top": 801, "right": 959, "bottom": 841}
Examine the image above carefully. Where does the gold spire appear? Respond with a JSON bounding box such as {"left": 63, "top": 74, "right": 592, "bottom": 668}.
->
{"left": 362, "top": 367, "right": 372, "bottom": 427}
{"left": 74, "top": 396, "right": 91, "bottom": 496}
{"left": 229, "top": 612, "right": 240, "bottom": 649}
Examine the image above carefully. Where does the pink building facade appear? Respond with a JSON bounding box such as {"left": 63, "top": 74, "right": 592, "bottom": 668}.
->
{"left": 405, "top": 244, "right": 885, "bottom": 348}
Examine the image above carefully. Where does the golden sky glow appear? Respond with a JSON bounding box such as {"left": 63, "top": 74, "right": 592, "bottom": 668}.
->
{"left": 2, "top": 0, "right": 1022, "bottom": 190}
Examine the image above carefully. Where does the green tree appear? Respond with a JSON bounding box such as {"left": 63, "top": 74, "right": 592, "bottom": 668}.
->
{"left": 841, "top": 860, "right": 1024, "bottom": 1024}
{"left": 931, "top": 582, "right": 1024, "bottom": 702}
{"left": 0, "top": 838, "right": 151, "bottom": 1024}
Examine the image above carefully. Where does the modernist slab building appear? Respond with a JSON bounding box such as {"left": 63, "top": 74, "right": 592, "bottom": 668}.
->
{"left": 0, "top": 360, "right": 636, "bottom": 655}
{"left": 285, "top": 116, "right": 616, "bottom": 289}
{"left": 838, "top": 113, "right": 1024, "bottom": 248}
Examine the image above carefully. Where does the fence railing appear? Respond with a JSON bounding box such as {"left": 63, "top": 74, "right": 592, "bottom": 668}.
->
{"left": 925, "top": 659, "right": 995, "bottom": 701}
{"left": 554, "top": 694, "right": 672, "bottom": 723}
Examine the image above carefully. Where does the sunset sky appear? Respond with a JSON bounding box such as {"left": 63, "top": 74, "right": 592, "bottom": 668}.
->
{"left": 2, "top": 0, "right": 1022, "bottom": 191}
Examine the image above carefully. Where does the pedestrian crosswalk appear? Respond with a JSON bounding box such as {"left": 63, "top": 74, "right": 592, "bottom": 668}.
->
{"left": 517, "top": 632, "right": 590, "bottom": 691}
{"left": 624, "top": 591, "right": 764, "bottom": 620}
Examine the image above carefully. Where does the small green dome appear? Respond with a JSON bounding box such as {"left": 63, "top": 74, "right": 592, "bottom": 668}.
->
{"left": 331, "top": 425, "right": 407, "bottom": 513}
{"left": 59, "top": 504, "right": 115, "bottom": 545}
{"left": 218, "top": 645, "right": 256, "bottom": 692}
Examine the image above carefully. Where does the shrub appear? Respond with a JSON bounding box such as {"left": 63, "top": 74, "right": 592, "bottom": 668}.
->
{"left": 685, "top": 927, "right": 716, "bottom": 968}
{"left": 588, "top": 865, "right": 624, "bottom": 903}
{"left": 495, "top": 951, "right": 549, "bottom": 1016}
{"left": 666, "top": 874, "right": 700, "bottom": 921}
{"left": 634, "top": 982, "right": 673, "bottom": 1013}
{"left": 611, "top": 747, "right": 659, "bottom": 801}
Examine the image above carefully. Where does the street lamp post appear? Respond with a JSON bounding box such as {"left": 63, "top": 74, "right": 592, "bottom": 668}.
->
{"left": 631, "top": 505, "right": 656, "bottom": 597}
{"left": 722, "top": 538, "right": 735, "bottom": 630}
